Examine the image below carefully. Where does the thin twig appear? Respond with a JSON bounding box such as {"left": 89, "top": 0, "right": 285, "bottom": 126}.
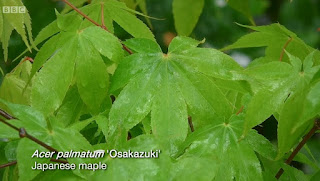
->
{"left": 61, "top": 0, "right": 133, "bottom": 54}
{"left": 0, "top": 118, "right": 58, "bottom": 153}
{"left": 0, "top": 161, "right": 17, "bottom": 169}
{"left": 236, "top": 106, "right": 244, "bottom": 115}
{"left": 0, "top": 109, "right": 16, "bottom": 120}
{"left": 62, "top": 0, "right": 100, "bottom": 27}
{"left": 19, "top": 128, "right": 58, "bottom": 153}
{"left": 122, "top": 44, "right": 133, "bottom": 54}
{"left": 100, "top": 2, "right": 106, "bottom": 30}
{"left": 188, "top": 116, "right": 194, "bottom": 132}
{"left": 275, "top": 119, "right": 320, "bottom": 179}
{"left": 279, "top": 37, "right": 293, "bottom": 62}
{"left": 0, "top": 118, "right": 19, "bottom": 131}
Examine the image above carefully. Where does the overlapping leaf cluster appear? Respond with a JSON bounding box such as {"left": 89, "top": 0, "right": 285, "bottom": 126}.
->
{"left": 0, "top": 0, "right": 320, "bottom": 181}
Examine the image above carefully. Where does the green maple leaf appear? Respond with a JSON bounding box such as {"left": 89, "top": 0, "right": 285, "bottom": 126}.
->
{"left": 0, "top": 100, "right": 94, "bottom": 180}
{"left": 238, "top": 51, "right": 319, "bottom": 134}
{"left": 222, "top": 23, "right": 320, "bottom": 65}
{"left": 171, "top": 115, "right": 267, "bottom": 181}
{"left": 30, "top": 11, "right": 124, "bottom": 116}
{"left": 90, "top": 135, "right": 171, "bottom": 181}
{"left": 13, "top": 0, "right": 155, "bottom": 62}
{"left": 223, "top": 24, "right": 320, "bottom": 140}
{"left": 231, "top": 50, "right": 320, "bottom": 157}
{"left": 0, "top": 0, "right": 34, "bottom": 61}
{"left": 109, "top": 37, "right": 242, "bottom": 151}
{"left": 277, "top": 52, "right": 320, "bottom": 157}
{"left": 0, "top": 60, "right": 32, "bottom": 106}
{"left": 82, "top": 0, "right": 155, "bottom": 40}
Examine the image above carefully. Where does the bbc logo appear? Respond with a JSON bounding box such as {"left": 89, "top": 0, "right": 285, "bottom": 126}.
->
{"left": 2, "top": 6, "right": 26, "bottom": 14}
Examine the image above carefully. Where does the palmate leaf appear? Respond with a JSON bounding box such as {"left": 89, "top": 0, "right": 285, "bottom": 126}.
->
{"left": 236, "top": 61, "right": 300, "bottom": 134}
{"left": 224, "top": 24, "right": 320, "bottom": 137}
{"left": 222, "top": 23, "right": 320, "bottom": 65}
{"left": 81, "top": 0, "right": 155, "bottom": 40}
{"left": 277, "top": 52, "right": 320, "bottom": 157}
{"left": 13, "top": 0, "right": 155, "bottom": 62}
{"left": 240, "top": 52, "right": 319, "bottom": 136}
{"left": 31, "top": 13, "right": 123, "bottom": 116}
{"left": 0, "top": 0, "right": 34, "bottom": 61}
{"left": 172, "top": 115, "right": 265, "bottom": 181}
{"left": 109, "top": 37, "right": 242, "bottom": 151}
{"left": 172, "top": 0, "right": 204, "bottom": 36}
{"left": 90, "top": 135, "right": 171, "bottom": 181}
{"left": 0, "top": 100, "right": 93, "bottom": 180}
{"left": 232, "top": 50, "right": 320, "bottom": 157}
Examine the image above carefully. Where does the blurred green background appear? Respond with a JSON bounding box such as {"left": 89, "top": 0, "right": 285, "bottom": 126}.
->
{"left": 0, "top": 0, "right": 319, "bottom": 174}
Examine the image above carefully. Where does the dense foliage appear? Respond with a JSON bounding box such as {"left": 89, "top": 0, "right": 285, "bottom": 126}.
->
{"left": 0, "top": 0, "right": 320, "bottom": 180}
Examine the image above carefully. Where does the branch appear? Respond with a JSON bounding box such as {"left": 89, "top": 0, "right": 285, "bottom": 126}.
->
{"left": 62, "top": 0, "right": 101, "bottom": 28}
{"left": 275, "top": 119, "right": 320, "bottom": 179}
{"left": 0, "top": 110, "right": 70, "bottom": 169}
{"left": 0, "top": 118, "right": 58, "bottom": 153}
{"left": 0, "top": 109, "right": 63, "bottom": 153}
{"left": 0, "top": 108, "right": 16, "bottom": 120}
{"left": 100, "top": 2, "right": 106, "bottom": 30}
{"left": 61, "top": 0, "right": 133, "bottom": 54}
{"left": 0, "top": 161, "right": 17, "bottom": 169}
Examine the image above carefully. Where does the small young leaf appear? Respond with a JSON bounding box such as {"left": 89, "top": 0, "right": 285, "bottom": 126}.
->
{"left": 222, "top": 23, "right": 320, "bottom": 64}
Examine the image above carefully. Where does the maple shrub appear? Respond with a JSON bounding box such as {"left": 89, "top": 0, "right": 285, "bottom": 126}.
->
{"left": 0, "top": 0, "right": 320, "bottom": 181}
